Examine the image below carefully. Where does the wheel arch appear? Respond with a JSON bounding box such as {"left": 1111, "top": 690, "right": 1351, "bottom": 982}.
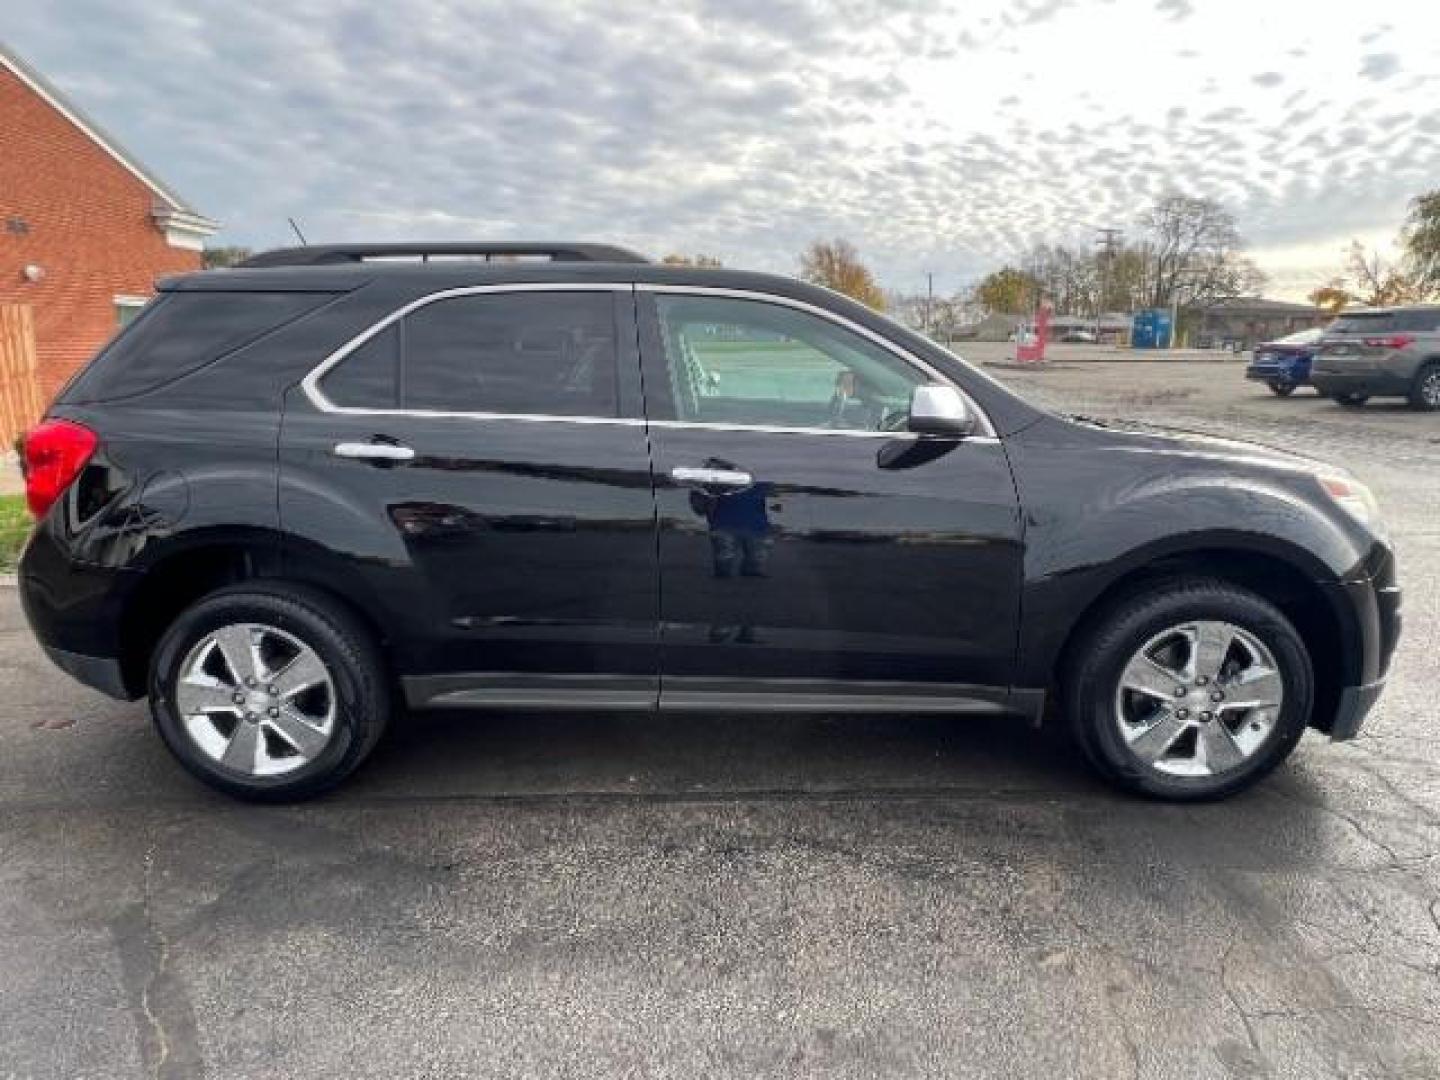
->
{"left": 116, "top": 531, "right": 392, "bottom": 697}
{"left": 1044, "top": 541, "right": 1356, "bottom": 735}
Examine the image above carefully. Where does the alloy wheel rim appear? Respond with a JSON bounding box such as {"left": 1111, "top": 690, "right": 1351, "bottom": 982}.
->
{"left": 1113, "top": 620, "right": 1284, "bottom": 778}
{"left": 1423, "top": 371, "right": 1440, "bottom": 406}
{"left": 175, "top": 622, "right": 336, "bottom": 777}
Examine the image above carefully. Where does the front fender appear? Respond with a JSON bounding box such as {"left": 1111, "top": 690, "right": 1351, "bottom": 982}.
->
{"left": 1007, "top": 423, "right": 1376, "bottom": 689}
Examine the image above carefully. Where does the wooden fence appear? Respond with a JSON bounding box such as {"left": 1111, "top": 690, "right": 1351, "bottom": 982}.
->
{"left": 0, "top": 304, "right": 45, "bottom": 449}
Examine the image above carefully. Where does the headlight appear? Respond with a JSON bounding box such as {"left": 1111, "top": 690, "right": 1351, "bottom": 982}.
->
{"left": 1319, "top": 474, "right": 1386, "bottom": 535}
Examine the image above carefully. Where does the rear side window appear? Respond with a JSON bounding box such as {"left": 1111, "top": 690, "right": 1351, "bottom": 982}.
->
{"left": 319, "top": 325, "right": 399, "bottom": 408}
{"left": 1329, "top": 313, "right": 1397, "bottom": 334}
{"left": 1329, "top": 310, "right": 1440, "bottom": 334}
{"left": 1397, "top": 310, "right": 1440, "bottom": 332}
{"left": 62, "top": 291, "right": 327, "bottom": 403}
{"left": 320, "top": 292, "right": 619, "bottom": 417}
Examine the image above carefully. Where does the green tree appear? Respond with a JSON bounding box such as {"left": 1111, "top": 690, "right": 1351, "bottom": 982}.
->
{"left": 976, "top": 266, "right": 1038, "bottom": 315}
{"left": 202, "top": 245, "right": 253, "bottom": 269}
{"left": 1401, "top": 190, "right": 1440, "bottom": 297}
{"left": 798, "top": 239, "right": 887, "bottom": 310}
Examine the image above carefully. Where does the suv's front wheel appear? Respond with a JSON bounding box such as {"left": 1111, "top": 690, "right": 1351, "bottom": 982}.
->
{"left": 1065, "top": 580, "right": 1312, "bottom": 800}
{"left": 149, "top": 583, "right": 390, "bottom": 800}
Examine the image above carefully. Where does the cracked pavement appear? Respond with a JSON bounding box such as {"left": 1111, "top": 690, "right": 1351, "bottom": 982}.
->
{"left": 1, "top": 353, "right": 1437, "bottom": 1078}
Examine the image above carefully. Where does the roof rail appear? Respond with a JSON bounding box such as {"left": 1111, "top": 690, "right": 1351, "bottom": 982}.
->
{"left": 238, "top": 242, "right": 650, "bottom": 268}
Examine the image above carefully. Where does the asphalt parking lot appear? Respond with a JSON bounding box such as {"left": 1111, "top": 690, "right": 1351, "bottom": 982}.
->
{"left": 2, "top": 354, "right": 1437, "bottom": 1079}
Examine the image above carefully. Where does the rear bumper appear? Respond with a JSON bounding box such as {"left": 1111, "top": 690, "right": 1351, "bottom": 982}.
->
{"left": 19, "top": 529, "right": 143, "bottom": 700}
{"left": 39, "top": 645, "right": 131, "bottom": 700}
{"left": 1245, "top": 363, "right": 1307, "bottom": 382}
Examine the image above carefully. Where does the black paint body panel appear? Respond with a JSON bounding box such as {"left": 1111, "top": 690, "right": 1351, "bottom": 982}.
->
{"left": 17, "top": 260, "right": 1398, "bottom": 737}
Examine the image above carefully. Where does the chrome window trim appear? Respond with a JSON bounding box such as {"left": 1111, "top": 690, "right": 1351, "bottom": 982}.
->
{"left": 299, "top": 281, "right": 999, "bottom": 441}
{"left": 300, "top": 282, "right": 630, "bottom": 416}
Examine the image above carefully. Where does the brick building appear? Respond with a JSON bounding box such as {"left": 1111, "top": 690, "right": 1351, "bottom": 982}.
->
{"left": 0, "top": 42, "right": 217, "bottom": 403}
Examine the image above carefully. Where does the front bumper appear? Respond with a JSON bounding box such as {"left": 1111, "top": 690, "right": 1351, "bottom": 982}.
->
{"left": 1320, "top": 546, "right": 1401, "bottom": 740}
{"left": 1331, "top": 680, "right": 1387, "bottom": 741}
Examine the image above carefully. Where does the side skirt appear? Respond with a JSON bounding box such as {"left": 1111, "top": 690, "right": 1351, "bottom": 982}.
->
{"left": 404, "top": 673, "right": 1047, "bottom": 722}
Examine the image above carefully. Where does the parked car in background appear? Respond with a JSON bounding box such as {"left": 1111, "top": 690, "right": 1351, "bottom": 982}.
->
{"left": 1245, "top": 327, "right": 1328, "bottom": 396}
{"left": 1311, "top": 306, "right": 1440, "bottom": 410}
{"left": 1060, "top": 329, "right": 1098, "bottom": 344}
{"left": 17, "top": 242, "right": 1399, "bottom": 804}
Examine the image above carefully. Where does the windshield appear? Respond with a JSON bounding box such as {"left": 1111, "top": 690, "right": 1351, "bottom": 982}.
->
{"left": 1274, "top": 327, "right": 1327, "bottom": 345}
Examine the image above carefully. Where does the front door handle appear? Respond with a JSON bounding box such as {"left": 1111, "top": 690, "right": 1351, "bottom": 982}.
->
{"left": 670, "top": 465, "right": 754, "bottom": 489}
{"left": 333, "top": 441, "right": 416, "bottom": 463}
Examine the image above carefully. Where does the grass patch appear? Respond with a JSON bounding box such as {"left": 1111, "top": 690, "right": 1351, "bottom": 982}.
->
{"left": 0, "top": 495, "right": 30, "bottom": 573}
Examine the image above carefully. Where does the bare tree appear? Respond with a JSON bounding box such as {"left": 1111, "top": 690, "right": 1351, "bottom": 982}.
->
{"left": 1140, "top": 195, "right": 1264, "bottom": 307}
{"left": 1400, "top": 190, "right": 1440, "bottom": 298}
{"left": 1345, "top": 241, "right": 1417, "bottom": 307}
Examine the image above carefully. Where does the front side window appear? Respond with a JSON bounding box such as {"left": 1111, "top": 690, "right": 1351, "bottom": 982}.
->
{"left": 404, "top": 292, "right": 618, "bottom": 416}
{"left": 653, "top": 295, "right": 926, "bottom": 431}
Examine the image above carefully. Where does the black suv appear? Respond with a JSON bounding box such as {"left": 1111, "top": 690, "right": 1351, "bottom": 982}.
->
{"left": 18, "top": 243, "right": 1401, "bottom": 801}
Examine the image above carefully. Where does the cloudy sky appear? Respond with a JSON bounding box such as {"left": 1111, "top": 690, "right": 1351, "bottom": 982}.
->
{"left": 8, "top": 0, "right": 1439, "bottom": 298}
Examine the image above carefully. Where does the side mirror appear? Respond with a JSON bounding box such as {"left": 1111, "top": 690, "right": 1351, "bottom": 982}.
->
{"left": 907, "top": 385, "right": 976, "bottom": 437}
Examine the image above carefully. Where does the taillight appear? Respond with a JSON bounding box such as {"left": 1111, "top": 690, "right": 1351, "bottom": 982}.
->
{"left": 1362, "top": 334, "right": 1415, "bottom": 350}
{"left": 22, "top": 419, "right": 98, "bottom": 519}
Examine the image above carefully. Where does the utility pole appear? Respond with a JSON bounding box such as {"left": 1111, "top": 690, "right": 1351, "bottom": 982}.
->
{"left": 926, "top": 272, "right": 934, "bottom": 336}
{"left": 1095, "top": 228, "right": 1123, "bottom": 336}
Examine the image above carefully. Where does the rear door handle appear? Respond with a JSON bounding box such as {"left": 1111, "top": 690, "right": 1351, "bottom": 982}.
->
{"left": 333, "top": 441, "right": 415, "bottom": 463}
{"left": 670, "top": 465, "right": 754, "bottom": 489}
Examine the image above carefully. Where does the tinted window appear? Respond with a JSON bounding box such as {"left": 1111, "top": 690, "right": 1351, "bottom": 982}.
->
{"left": 63, "top": 291, "right": 328, "bottom": 403}
{"left": 402, "top": 293, "right": 618, "bottom": 416}
{"left": 1397, "top": 309, "right": 1440, "bottom": 332}
{"left": 653, "top": 295, "right": 925, "bottom": 431}
{"left": 320, "top": 325, "right": 399, "bottom": 408}
{"left": 1330, "top": 312, "right": 1398, "bottom": 334}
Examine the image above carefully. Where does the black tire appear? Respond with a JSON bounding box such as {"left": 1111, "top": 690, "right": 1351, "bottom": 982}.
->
{"left": 1335, "top": 392, "right": 1369, "bottom": 409}
{"left": 149, "top": 582, "right": 390, "bottom": 801}
{"left": 1064, "top": 579, "right": 1313, "bottom": 801}
{"left": 1266, "top": 379, "right": 1296, "bottom": 397}
{"left": 1407, "top": 363, "right": 1440, "bottom": 411}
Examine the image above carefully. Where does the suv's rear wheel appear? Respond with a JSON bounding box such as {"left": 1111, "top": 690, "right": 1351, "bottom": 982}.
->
{"left": 1065, "top": 580, "right": 1312, "bottom": 800}
{"left": 149, "top": 583, "right": 389, "bottom": 800}
{"left": 1408, "top": 363, "right": 1440, "bottom": 411}
{"left": 1266, "top": 378, "right": 1296, "bottom": 397}
{"left": 1335, "top": 392, "right": 1369, "bottom": 408}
